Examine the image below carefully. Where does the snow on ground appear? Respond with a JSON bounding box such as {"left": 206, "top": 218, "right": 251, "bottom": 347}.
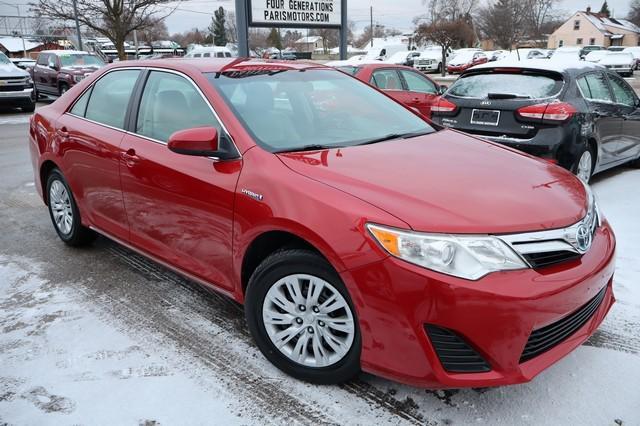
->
{"left": 1, "top": 166, "right": 639, "bottom": 425}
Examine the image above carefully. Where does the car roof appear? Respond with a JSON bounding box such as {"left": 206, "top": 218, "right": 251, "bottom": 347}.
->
{"left": 468, "top": 59, "right": 604, "bottom": 75}
{"left": 108, "top": 57, "right": 327, "bottom": 73}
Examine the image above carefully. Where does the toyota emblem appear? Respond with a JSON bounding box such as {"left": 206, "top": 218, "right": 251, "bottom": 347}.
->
{"left": 576, "top": 224, "right": 592, "bottom": 252}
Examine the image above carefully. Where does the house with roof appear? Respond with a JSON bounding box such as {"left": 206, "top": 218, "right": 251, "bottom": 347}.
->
{"left": 294, "top": 36, "right": 324, "bottom": 53}
{"left": 547, "top": 6, "right": 640, "bottom": 49}
{"left": 0, "top": 37, "right": 44, "bottom": 58}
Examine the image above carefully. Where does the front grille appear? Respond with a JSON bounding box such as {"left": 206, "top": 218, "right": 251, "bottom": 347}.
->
{"left": 520, "top": 286, "right": 607, "bottom": 363}
{"left": 425, "top": 325, "right": 491, "bottom": 373}
{"left": 0, "top": 85, "right": 25, "bottom": 92}
{"left": 522, "top": 250, "right": 581, "bottom": 269}
{"left": 0, "top": 76, "right": 26, "bottom": 81}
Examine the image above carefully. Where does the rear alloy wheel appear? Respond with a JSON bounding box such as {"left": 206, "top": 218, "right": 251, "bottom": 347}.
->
{"left": 59, "top": 83, "right": 69, "bottom": 96}
{"left": 46, "top": 169, "right": 96, "bottom": 246}
{"left": 245, "top": 249, "right": 360, "bottom": 384}
{"left": 574, "top": 148, "right": 593, "bottom": 183}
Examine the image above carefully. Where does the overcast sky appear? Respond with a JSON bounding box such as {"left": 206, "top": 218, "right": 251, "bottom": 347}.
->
{"left": 0, "top": 0, "right": 633, "bottom": 36}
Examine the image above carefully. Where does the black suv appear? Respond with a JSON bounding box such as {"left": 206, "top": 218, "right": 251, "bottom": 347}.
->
{"left": 431, "top": 60, "right": 640, "bottom": 182}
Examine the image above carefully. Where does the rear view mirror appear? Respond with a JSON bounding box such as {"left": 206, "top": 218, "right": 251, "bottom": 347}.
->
{"left": 168, "top": 127, "right": 221, "bottom": 157}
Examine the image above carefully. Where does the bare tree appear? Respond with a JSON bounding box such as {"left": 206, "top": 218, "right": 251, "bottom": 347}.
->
{"left": 477, "top": 0, "right": 528, "bottom": 49}
{"left": 138, "top": 19, "right": 169, "bottom": 44}
{"left": 629, "top": 0, "right": 640, "bottom": 27}
{"left": 225, "top": 11, "right": 237, "bottom": 43}
{"left": 525, "top": 0, "right": 559, "bottom": 39}
{"left": 309, "top": 28, "right": 339, "bottom": 54}
{"left": 422, "top": 0, "right": 478, "bottom": 23}
{"left": 33, "top": 0, "right": 178, "bottom": 60}
{"left": 415, "top": 19, "right": 474, "bottom": 76}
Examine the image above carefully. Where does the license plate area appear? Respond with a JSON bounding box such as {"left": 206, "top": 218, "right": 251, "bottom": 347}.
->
{"left": 470, "top": 109, "right": 500, "bottom": 126}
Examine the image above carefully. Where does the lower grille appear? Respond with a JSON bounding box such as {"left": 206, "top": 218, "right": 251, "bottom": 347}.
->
{"left": 522, "top": 250, "right": 581, "bottom": 268}
{"left": 520, "top": 286, "right": 607, "bottom": 363}
{"left": 425, "top": 325, "right": 491, "bottom": 373}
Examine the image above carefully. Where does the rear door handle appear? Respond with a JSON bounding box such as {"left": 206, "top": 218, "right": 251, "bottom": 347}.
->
{"left": 57, "top": 127, "right": 69, "bottom": 139}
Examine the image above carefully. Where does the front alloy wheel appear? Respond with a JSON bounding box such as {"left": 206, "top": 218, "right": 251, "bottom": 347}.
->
{"left": 245, "top": 249, "right": 361, "bottom": 384}
{"left": 262, "top": 273, "right": 355, "bottom": 368}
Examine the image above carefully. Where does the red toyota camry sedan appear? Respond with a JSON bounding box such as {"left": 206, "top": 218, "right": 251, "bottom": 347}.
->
{"left": 28, "top": 58, "right": 615, "bottom": 388}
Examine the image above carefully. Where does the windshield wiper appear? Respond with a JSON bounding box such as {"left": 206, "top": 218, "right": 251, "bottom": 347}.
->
{"left": 354, "top": 131, "right": 431, "bottom": 146}
{"left": 487, "top": 93, "right": 531, "bottom": 99}
{"left": 275, "top": 144, "right": 339, "bottom": 153}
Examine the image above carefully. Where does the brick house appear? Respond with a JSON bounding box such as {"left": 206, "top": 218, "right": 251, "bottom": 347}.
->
{"left": 547, "top": 7, "right": 640, "bottom": 49}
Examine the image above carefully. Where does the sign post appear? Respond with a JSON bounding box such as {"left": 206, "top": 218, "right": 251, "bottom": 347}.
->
{"left": 236, "top": 0, "right": 347, "bottom": 59}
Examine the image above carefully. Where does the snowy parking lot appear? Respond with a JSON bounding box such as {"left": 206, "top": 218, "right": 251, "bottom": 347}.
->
{"left": 1, "top": 112, "right": 639, "bottom": 425}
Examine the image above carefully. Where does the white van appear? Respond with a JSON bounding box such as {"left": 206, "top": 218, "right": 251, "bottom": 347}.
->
{"left": 185, "top": 46, "right": 234, "bottom": 58}
{"left": 363, "top": 44, "right": 407, "bottom": 61}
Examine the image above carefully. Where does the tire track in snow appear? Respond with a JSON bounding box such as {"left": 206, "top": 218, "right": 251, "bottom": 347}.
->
{"left": 105, "top": 242, "right": 431, "bottom": 425}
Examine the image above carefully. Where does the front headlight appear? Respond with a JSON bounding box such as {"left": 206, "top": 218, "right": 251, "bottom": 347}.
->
{"left": 367, "top": 224, "right": 527, "bottom": 280}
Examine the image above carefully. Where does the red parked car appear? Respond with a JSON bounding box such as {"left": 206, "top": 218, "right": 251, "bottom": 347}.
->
{"left": 334, "top": 63, "right": 445, "bottom": 118}
{"left": 447, "top": 50, "right": 488, "bottom": 74}
{"left": 29, "top": 58, "right": 615, "bottom": 388}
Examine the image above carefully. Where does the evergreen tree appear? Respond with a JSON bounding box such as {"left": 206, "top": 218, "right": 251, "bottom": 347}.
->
{"left": 266, "top": 28, "right": 282, "bottom": 51}
{"left": 209, "top": 7, "right": 228, "bottom": 46}
{"left": 599, "top": 1, "right": 611, "bottom": 17}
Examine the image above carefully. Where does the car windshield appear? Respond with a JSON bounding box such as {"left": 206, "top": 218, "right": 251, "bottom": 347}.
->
{"left": 59, "top": 54, "right": 104, "bottom": 67}
{"left": 448, "top": 71, "right": 563, "bottom": 99}
{"left": 0, "top": 52, "right": 10, "bottom": 64}
{"left": 207, "top": 69, "right": 433, "bottom": 152}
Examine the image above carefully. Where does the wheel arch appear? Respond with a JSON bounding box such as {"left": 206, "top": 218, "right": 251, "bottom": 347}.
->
{"left": 240, "top": 229, "right": 334, "bottom": 297}
{"left": 39, "top": 159, "right": 60, "bottom": 205}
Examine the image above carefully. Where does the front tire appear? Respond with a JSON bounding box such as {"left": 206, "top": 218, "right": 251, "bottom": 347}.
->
{"left": 46, "top": 169, "right": 96, "bottom": 246}
{"left": 245, "top": 249, "right": 361, "bottom": 384}
{"left": 58, "top": 83, "right": 69, "bottom": 96}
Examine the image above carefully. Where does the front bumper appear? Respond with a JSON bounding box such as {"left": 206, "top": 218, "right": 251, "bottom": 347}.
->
{"left": 0, "top": 87, "right": 33, "bottom": 103}
{"left": 343, "top": 220, "right": 615, "bottom": 388}
{"left": 415, "top": 62, "right": 438, "bottom": 71}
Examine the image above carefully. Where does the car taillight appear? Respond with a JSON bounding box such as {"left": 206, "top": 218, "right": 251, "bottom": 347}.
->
{"left": 517, "top": 102, "right": 576, "bottom": 123}
{"left": 431, "top": 97, "right": 458, "bottom": 114}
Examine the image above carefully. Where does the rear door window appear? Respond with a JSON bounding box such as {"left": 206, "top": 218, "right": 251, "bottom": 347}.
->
{"left": 399, "top": 70, "right": 437, "bottom": 94}
{"left": 370, "top": 69, "right": 403, "bottom": 90}
{"left": 448, "top": 72, "right": 563, "bottom": 99}
{"left": 85, "top": 69, "right": 140, "bottom": 129}
{"left": 578, "top": 72, "right": 613, "bottom": 102}
{"left": 36, "top": 53, "right": 48, "bottom": 66}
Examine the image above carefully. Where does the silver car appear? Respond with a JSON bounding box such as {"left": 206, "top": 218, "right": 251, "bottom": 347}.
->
{"left": 0, "top": 52, "right": 35, "bottom": 112}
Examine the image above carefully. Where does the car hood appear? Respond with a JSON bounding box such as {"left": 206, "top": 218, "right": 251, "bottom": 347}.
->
{"left": 277, "top": 130, "right": 587, "bottom": 234}
{"left": 60, "top": 65, "right": 102, "bottom": 74}
{"left": 600, "top": 57, "right": 633, "bottom": 65}
{"left": 0, "top": 62, "right": 29, "bottom": 77}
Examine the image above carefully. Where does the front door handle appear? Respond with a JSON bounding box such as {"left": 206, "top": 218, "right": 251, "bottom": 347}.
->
{"left": 121, "top": 148, "right": 140, "bottom": 167}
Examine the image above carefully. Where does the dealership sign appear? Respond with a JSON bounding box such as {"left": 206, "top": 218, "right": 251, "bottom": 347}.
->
{"left": 249, "top": 0, "right": 342, "bottom": 28}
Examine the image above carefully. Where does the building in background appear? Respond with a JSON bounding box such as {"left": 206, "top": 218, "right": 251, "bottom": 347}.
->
{"left": 294, "top": 36, "right": 324, "bottom": 53}
{"left": 548, "top": 7, "right": 640, "bottom": 49}
{"left": 0, "top": 37, "right": 60, "bottom": 58}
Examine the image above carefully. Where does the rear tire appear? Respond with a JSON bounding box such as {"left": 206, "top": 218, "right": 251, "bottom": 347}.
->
{"left": 572, "top": 145, "right": 595, "bottom": 183}
{"left": 245, "top": 249, "right": 361, "bottom": 385}
{"left": 46, "top": 169, "right": 96, "bottom": 247}
{"left": 22, "top": 98, "right": 35, "bottom": 113}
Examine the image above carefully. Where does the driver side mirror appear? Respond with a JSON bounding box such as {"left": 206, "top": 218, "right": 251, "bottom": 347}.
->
{"left": 438, "top": 84, "right": 448, "bottom": 95}
{"left": 168, "top": 127, "right": 224, "bottom": 158}
{"left": 48, "top": 63, "right": 58, "bottom": 71}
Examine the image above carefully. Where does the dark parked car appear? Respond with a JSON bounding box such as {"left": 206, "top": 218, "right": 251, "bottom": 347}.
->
{"left": 31, "top": 50, "right": 105, "bottom": 98}
{"left": 335, "top": 63, "right": 445, "bottom": 118}
{"left": 431, "top": 60, "right": 640, "bottom": 182}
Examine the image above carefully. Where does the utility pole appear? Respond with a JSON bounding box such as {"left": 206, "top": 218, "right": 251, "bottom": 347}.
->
{"left": 370, "top": 6, "right": 373, "bottom": 47}
{"left": 339, "top": 0, "right": 347, "bottom": 60}
{"left": 72, "top": 0, "right": 82, "bottom": 50}
{"left": 235, "top": 0, "right": 249, "bottom": 57}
